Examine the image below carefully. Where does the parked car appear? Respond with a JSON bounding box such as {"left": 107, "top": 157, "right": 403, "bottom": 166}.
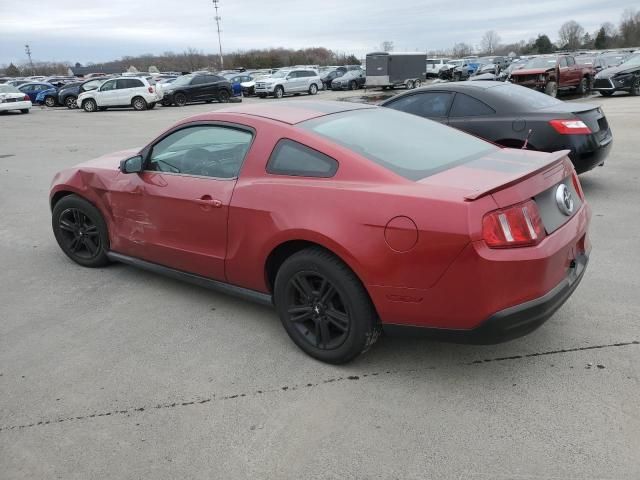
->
{"left": 6, "top": 79, "right": 29, "bottom": 87}
{"left": 49, "top": 101, "right": 590, "bottom": 363}
{"left": 320, "top": 69, "right": 345, "bottom": 89}
{"left": 468, "top": 63, "right": 501, "bottom": 81}
{"left": 0, "top": 84, "right": 32, "bottom": 114}
{"left": 592, "top": 53, "right": 640, "bottom": 96}
{"left": 509, "top": 55, "right": 595, "bottom": 97}
{"left": 366, "top": 52, "right": 425, "bottom": 89}
{"left": 331, "top": 69, "right": 366, "bottom": 90}
{"left": 58, "top": 78, "right": 107, "bottom": 109}
{"left": 426, "top": 58, "right": 450, "bottom": 77}
{"left": 161, "top": 73, "right": 232, "bottom": 106}
{"left": 225, "top": 73, "right": 253, "bottom": 96}
{"left": 254, "top": 69, "right": 321, "bottom": 98}
{"left": 18, "top": 82, "right": 55, "bottom": 103}
{"left": 579, "top": 53, "right": 629, "bottom": 74}
{"left": 381, "top": 82, "right": 612, "bottom": 174}
{"left": 35, "top": 85, "right": 62, "bottom": 107}
{"left": 78, "top": 76, "right": 162, "bottom": 112}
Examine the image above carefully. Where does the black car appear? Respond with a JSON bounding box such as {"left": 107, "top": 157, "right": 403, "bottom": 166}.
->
{"left": 592, "top": 53, "right": 640, "bottom": 97}
{"left": 321, "top": 69, "right": 344, "bottom": 89}
{"left": 331, "top": 69, "right": 366, "bottom": 90}
{"left": 381, "top": 81, "right": 612, "bottom": 174}
{"left": 161, "top": 73, "right": 232, "bottom": 106}
{"left": 58, "top": 78, "right": 107, "bottom": 109}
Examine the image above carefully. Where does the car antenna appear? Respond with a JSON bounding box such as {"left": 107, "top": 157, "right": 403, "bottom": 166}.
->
{"left": 522, "top": 129, "right": 533, "bottom": 149}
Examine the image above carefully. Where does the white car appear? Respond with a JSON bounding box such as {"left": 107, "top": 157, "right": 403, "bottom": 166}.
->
{"left": 0, "top": 84, "right": 32, "bottom": 114}
{"left": 254, "top": 69, "right": 322, "bottom": 99}
{"left": 426, "top": 58, "right": 451, "bottom": 77}
{"left": 78, "top": 76, "right": 162, "bottom": 112}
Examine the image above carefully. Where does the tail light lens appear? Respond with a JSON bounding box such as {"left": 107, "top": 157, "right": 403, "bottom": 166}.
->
{"left": 23, "top": 95, "right": 30, "bottom": 101}
{"left": 148, "top": 86, "right": 154, "bottom": 93}
{"left": 482, "top": 199, "right": 546, "bottom": 248}
{"left": 572, "top": 170, "right": 585, "bottom": 200}
{"left": 549, "top": 119, "right": 591, "bottom": 135}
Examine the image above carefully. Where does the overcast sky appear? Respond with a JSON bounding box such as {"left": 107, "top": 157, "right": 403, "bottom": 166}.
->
{"left": 0, "top": 0, "right": 636, "bottom": 65}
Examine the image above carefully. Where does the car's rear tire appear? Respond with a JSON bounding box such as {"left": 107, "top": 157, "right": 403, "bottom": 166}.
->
{"left": 544, "top": 81, "right": 558, "bottom": 98}
{"left": 349, "top": 80, "right": 358, "bottom": 90}
{"left": 631, "top": 77, "right": 640, "bottom": 96}
{"left": 274, "top": 86, "right": 284, "bottom": 99}
{"left": 52, "top": 195, "right": 111, "bottom": 268}
{"left": 274, "top": 247, "right": 381, "bottom": 364}
{"left": 218, "top": 89, "right": 230, "bottom": 103}
{"left": 576, "top": 77, "right": 589, "bottom": 95}
{"left": 21, "top": 109, "right": 29, "bottom": 114}
{"left": 132, "top": 96, "right": 147, "bottom": 111}
{"left": 65, "top": 96, "right": 77, "bottom": 109}
{"left": 82, "top": 98, "right": 97, "bottom": 112}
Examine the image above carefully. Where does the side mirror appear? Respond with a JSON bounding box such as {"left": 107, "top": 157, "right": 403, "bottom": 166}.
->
{"left": 119, "top": 155, "right": 143, "bottom": 174}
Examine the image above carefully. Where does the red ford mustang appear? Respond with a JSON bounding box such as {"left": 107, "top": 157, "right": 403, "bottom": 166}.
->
{"left": 50, "top": 101, "right": 590, "bottom": 363}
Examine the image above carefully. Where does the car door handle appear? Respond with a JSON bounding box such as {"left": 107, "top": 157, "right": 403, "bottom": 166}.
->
{"left": 196, "top": 196, "right": 223, "bottom": 208}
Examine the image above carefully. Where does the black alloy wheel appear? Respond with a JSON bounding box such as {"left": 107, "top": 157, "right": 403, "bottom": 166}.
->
{"left": 631, "top": 77, "right": 640, "bottom": 96}
{"left": 274, "top": 248, "right": 380, "bottom": 363}
{"left": 218, "top": 89, "right": 230, "bottom": 103}
{"left": 44, "top": 96, "right": 56, "bottom": 107}
{"left": 65, "top": 96, "right": 77, "bottom": 109}
{"left": 174, "top": 92, "right": 187, "bottom": 107}
{"left": 52, "top": 195, "right": 110, "bottom": 268}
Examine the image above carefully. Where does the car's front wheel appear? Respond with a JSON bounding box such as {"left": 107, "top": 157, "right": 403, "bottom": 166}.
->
{"left": 82, "top": 99, "right": 97, "bottom": 112}
{"left": 218, "top": 89, "right": 230, "bottom": 103}
{"left": 274, "top": 248, "right": 380, "bottom": 364}
{"left": 44, "top": 96, "right": 56, "bottom": 107}
{"left": 52, "top": 195, "right": 110, "bottom": 268}
{"left": 309, "top": 83, "right": 318, "bottom": 95}
{"left": 544, "top": 81, "right": 558, "bottom": 98}
{"left": 631, "top": 77, "right": 640, "bottom": 96}
{"left": 174, "top": 92, "right": 187, "bottom": 106}
{"left": 274, "top": 86, "right": 284, "bottom": 99}
{"left": 65, "top": 96, "right": 77, "bottom": 109}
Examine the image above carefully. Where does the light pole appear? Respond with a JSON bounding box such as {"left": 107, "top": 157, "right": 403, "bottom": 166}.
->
{"left": 212, "top": 0, "right": 223, "bottom": 70}
{"left": 25, "top": 44, "right": 35, "bottom": 75}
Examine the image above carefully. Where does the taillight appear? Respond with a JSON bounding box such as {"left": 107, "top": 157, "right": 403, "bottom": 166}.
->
{"left": 148, "top": 86, "right": 154, "bottom": 93}
{"left": 482, "top": 199, "right": 546, "bottom": 248}
{"left": 572, "top": 170, "right": 585, "bottom": 200}
{"left": 549, "top": 119, "right": 591, "bottom": 135}
{"left": 23, "top": 95, "right": 30, "bottom": 101}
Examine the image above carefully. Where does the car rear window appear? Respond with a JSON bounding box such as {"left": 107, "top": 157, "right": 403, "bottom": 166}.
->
{"left": 300, "top": 108, "right": 496, "bottom": 181}
{"left": 492, "top": 83, "right": 564, "bottom": 109}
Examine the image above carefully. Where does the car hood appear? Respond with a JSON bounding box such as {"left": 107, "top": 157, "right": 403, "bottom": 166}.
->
{"left": 510, "top": 68, "right": 552, "bottom": 76}
{"left": 80, "top": 148, "right": 139, "bottom": 170}
{"left": 596, "top": 63, "right": 639, "bottom": 78}
{"left": 418, "top": 147, "right": 570, "bottom": 204}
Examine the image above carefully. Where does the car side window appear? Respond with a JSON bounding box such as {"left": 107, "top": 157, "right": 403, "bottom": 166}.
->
{"left": 567, "top": 56, "right": 575, "bottom": 66}
{"left": 559, "top": 57, "right": 568, "bottom": 68}
{"left": 147, "top": 125, "right": 253, "bottom": 179}
{"left": 385, "top": 92, "right": 454, "bottom": 118}
{"left": 191, "top": 76, "right": 206, "bottom": 85}
{"left": 267, "top": 139, "right": 338, "bottom": 178}
{"left": 101, "top": 80, "right": 117, "bottom": 91}
{"left": 449, "top": 93, "right": 495, "bottom": 117}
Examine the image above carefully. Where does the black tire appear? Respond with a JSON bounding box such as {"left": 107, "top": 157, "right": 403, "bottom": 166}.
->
{"left": 64, "top": 96, "right": 77, "bottom": 109}
{"left": 217, "top": 89, "right": 230, "bottom": 103}
{"left": 599, "top": 91, "right": 614, "bottom": 97}
{"left": 44, "top": 96, "right": 56, "bottom": 107}
{"left": 544, "top": 81, "right": 558, "bottom": 98}
{"left": 132, "top": 96, "right": 147, "bottom": 111}
{"left": 631, "top": 77, "right": 640, "bottom": 96}
{"left": 258, "top": 94, "right": 267, "bottom": 99}
{"left": 174, "top": 92, "right": 188, "bottom": 106}
{"left": 82, "top": 98, "right": 97, "bottom": 112}
{"left": 309, "top": 83, "right": 318, "bottom": 95}
{"left": 21, "top": 109, "right": 29, "bottom": 114}
{"left": 161, "top": 99, "right": 172, "bottom": 106}
{"left": 52, "top": 195, "right": 110, "bottom": 268}
{"left": 576, "top": 77, "right": 589, "bottom": 95}
{"left": 274, "top": 248, "right": 381, "bottom": 364}
{"left": 274, "top": 86, "right": 284, "bottom": 99}
{"left": 148, "top": 102, "right": 156, "bottom": 110}
{"left": 349, "top": 80, "right": 357, "bottom": 91}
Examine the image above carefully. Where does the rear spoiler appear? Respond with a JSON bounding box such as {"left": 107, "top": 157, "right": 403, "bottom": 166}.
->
{"left": 464, "top": 150, "right": 571, "bottom": 201}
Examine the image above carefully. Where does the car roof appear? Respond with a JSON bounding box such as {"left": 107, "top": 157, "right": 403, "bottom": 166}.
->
{"left": 418, "top": 81, "right": 505, "bottom": 92}
{"left": 202, "top": 100, "right": 375, "bottom": 125}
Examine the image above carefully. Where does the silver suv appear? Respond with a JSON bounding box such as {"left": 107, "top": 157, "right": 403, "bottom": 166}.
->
{"left": 255, "top": 69, "right": 321, "bottom": 99}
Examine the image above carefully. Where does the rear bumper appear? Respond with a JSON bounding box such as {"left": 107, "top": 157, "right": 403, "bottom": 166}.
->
{"left": 383, "top": 253, "right": 588, "bottom": 344}
{"left": 567, "top": 132, "right": 613, "bottom": 174}
{"left": 0, "top": 100, "right": 31, "bottom": 111}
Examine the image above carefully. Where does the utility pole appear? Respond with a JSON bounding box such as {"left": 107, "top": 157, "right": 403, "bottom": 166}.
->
{"left": 25, "top": 44, "right": 35, "bottom": 75}
{"left": 212, "top": 0, "right": 223, "bottom": 70}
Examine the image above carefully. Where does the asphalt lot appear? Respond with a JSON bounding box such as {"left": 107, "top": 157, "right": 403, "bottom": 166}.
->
{"left": 1, "top": 88, "right": 639, "bottom": 480}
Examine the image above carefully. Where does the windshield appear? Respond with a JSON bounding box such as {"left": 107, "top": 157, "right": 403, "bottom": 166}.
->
{"left": 523, "top": 57, "right": 557, "bottom": 69}
{"left": 0, "top": 85, "right": 21, "bottom": 94}
{"left": 301, "top": 108, "right": 496, "bottom": 181}
{"left": 620, "top": 53, "right": 640, "bottom": 68}
{"left": 171, "top": 75, "right": 194, "bottom": 86}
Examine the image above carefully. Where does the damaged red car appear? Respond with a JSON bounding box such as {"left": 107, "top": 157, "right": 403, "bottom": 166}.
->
{"left": 50, "top": 101, "right": 591, "bottom": 363}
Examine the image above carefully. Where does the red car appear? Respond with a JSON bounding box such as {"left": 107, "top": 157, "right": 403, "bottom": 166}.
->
{"left": 50, "top": 101, "right": 591, "bottom": 363}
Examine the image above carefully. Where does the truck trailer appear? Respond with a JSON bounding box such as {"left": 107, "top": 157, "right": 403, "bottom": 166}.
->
{"left": 365, "top": 52, "right": 426, "bottom": 89}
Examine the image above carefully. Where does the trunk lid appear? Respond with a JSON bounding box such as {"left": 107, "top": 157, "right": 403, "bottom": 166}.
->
{"left": 537, "top": 103, "right": 611, "bottom": 142}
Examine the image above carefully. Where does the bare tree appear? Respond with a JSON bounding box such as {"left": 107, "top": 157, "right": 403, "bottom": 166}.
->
{"left": 558, "top": 20, "right": 585, "bottom": 50}
{"left": 481, "top": 30, "right": 501, "bottom": 54}
{"left": 380, "top": 41, "right": 394, "bottom": 52}
{"left": 452, "top": 42, "right": 473, "bottom": 58}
